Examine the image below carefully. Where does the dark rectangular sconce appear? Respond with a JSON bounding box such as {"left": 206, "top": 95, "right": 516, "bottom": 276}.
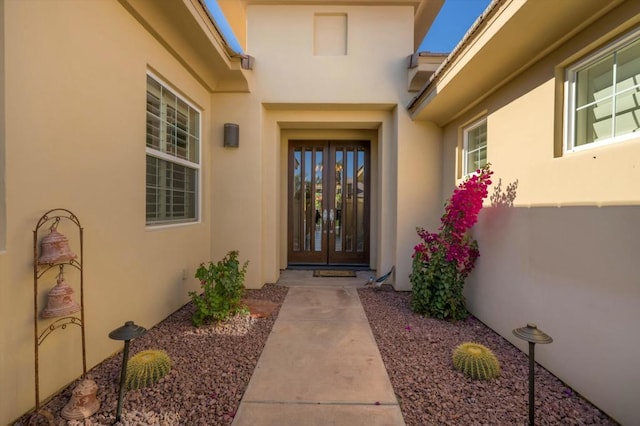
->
{"left": 224, "top": 123, "right": 239, "bottom": 148}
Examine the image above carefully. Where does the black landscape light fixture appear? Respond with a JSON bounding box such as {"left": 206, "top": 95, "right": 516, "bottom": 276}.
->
{"left": 513, "top": 323, "right": 553, "bottom": 426}
{"left": 109, "top": 321, "right": 147, "bottom": 423}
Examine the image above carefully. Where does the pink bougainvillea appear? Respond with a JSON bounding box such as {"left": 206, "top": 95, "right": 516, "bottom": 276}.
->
{"left": 414, "top": 165, "right": 492, "bottom": 274}
{"left": 411, "top": 164, "right": 493, "bottom": 320}
{"left": 443, "top": 170, "right": 493, "bottom": 237}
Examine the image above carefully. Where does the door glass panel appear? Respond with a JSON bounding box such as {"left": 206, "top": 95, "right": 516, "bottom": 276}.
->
{"left": 357, "top": 148, "right": 365, "bottom": 252}
{"left": 314, "top": 151, "right": 323, "bottom": 252}
{"left": 334, "top": 150, "right": 343, "bottom": 252}
{"left": 345, "top": 149, "right": 354, "bottom": 252}
{"left": 304, "top": 150, "right": 312, "bottom": 251}
{"left": 292, "top": 150, "right": 301, "bottom": 252}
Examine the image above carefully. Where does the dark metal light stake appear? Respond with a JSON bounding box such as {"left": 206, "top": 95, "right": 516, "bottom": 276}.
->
{"left": 109, "top": 321, "right": 146, "bottom": 423}
{"left": 513, "top": 323, "right": 553, "bottom": 426}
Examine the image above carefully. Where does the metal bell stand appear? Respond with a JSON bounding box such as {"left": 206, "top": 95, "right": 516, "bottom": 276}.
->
{"left": 32, "top": 208, "right": 86, "bottom": 418}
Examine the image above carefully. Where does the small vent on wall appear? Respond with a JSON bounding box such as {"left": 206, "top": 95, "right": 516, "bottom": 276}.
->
{"left": 314, "top": 13, "right": 347, "bottom": 56}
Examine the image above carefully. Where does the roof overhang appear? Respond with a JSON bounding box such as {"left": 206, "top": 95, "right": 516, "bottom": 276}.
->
{"left": 408, "top": 0, "right": 630, "bottom": 126}
{"left": 119, "top": 0, "right": 251, "bottom": 92}
{"left": 408, "top": 52, "right": 447, "bottom": 92}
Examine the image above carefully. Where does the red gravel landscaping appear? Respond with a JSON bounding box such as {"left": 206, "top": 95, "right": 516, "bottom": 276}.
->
{"left": 16, "top": 283, "right": 617, "bottom": 425}
{"left": 358, "top": 287, "right": 618, "bottom": 426}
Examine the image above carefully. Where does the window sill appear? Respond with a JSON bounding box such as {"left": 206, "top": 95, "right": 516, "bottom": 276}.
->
{"left": 564, "top": 132, "right": 639, "bottom": 155}
{"left": 145, "top": 220, "right": 201, "bottom": 231}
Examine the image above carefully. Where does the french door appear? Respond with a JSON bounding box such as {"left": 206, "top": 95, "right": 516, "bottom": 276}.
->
{"left": 288, "top": 140, "right": 370, "bottom": 265}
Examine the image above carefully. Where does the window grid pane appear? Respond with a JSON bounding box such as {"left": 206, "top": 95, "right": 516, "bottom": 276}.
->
{"left": 146, "top": 156, "right": 197, "bottom": 222}
{"left": 146, "top": 75, "right": 200, "bottom": 224}
{"left": 463, "top": 120, "right": 487, "bottom": 175}
{"left": 569, "top": 34, "right": 640, "bottom": 149}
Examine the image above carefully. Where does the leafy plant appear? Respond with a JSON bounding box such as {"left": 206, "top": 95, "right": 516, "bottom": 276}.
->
{"left": 189, "top": 250, "right": 249, "bottom": 326}
{"left": 125, "top": 349, "right": 172, "bottom": 390}
{"left": 411, "top": 164, "right": 492, "bottom": 320}
{"left": 452, "top": 342, "right": 500, "bottom": 380}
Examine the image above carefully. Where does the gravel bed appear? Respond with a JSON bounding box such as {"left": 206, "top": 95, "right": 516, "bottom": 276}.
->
{"left": 16, "top": 284, "right": 288, "bottom": 426}
{"left": 17, "top": 283, "right": 618, "bottom": 425}
{"left": 357, "top": 287, "right": 618, "bottom": 426}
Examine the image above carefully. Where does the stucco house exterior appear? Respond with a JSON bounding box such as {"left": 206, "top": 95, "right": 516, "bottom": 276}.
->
{"left": 0, "top": 0, "right": 638, "bottom": 424}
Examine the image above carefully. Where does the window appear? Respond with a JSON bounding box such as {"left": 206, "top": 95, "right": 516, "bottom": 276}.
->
{"left": 463, "top": 118, "right": 487, "bottom": 176}
{"left": 146, "top": 74, "right": 200, "bottom": 224}
{"left": 565, "top": 30, "right": 640, "bottom": 151}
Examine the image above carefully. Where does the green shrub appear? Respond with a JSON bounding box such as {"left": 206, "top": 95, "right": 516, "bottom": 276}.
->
{"left": 189, "top": 250, "right": 248, "bottom": 327}
{"left": 126, "top": 349, "right": 172, "bottom": 390}
{"left": 452, "top": 342, "right": 500, "bottom": 380}
{"left": 410, "top": 238, "right": 473, "bottom": 321}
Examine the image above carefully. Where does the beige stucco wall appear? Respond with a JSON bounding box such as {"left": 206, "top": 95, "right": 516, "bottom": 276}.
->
{"left": 209, "top": 91, "right": 264, "bottom": 287}
{"left": 248, "top": 5, "right": 413, "bottom": 103}
{"left": 440, "top": 7, "right": 640, "bottom": 424}
{"left": 0, "top": 0, "right": 5, "bottom": 252}
{"left": 0, "top": 1, "right": 220, "bottom": 422}
{"left": 396, "top": 111, "right": 442, "bottom": 289}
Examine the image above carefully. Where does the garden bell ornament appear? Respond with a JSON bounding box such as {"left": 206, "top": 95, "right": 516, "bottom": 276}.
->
{"left": 61, "top": 378, "right": 100, "bottom": 420}
{"left": 38, "top": 225, "right": 77, "bottom": 265}
{"left": 41, "top": 270, "right": 81, "bottom": 318}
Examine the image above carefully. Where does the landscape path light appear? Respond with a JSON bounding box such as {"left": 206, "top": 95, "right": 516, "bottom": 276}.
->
{"left": 513, "top": 322, "right": 553, "bottom": 426}
{"left": 109, "top": 320, "right": 146, "bottom": 423}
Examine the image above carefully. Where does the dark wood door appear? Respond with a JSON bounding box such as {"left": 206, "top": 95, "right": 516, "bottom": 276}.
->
{"left": 288, "top": 140, "right": 370, "bottom": 265}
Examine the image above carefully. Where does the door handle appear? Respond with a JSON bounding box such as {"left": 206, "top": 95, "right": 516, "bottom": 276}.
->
{"left": 329, "top": 209, "right": 334, "bottom": 229}
{"left": 322, "top": 209, "right": 328, "bottom": 222}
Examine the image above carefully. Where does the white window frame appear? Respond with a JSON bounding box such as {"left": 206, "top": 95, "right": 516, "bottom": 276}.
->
{"left": 145, "top": 72, "right": 201, "bottom": 226}
{"left": 462, "top": 118, "right": 487, "bottom": 176}
{"left": 564, "top": 28, "right": 640, "bottom": 153}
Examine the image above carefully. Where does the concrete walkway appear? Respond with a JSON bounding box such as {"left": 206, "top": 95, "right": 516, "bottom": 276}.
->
{"left": 232, "top": 271, "right": 405, "bottom": 426}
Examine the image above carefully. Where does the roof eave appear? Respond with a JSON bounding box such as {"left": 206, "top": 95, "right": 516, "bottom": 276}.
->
{"left": 408, "top": 0, "right": 628, "bottom": 126}
{"left": 119, "top": 0, "right": 252, "bottom": 92}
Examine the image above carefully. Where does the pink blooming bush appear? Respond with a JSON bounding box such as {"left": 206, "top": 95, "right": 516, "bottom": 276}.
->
{"left": 411, "top": 164, "right": 493, "bottom": 320}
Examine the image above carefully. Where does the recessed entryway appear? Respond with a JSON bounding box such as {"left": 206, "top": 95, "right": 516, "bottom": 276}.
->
{"left": 287, "top": 140, "right": 370, "bottom": 266}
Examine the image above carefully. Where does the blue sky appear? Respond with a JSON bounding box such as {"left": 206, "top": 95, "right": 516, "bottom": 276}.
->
{"left": 205, "top": 0, "right": 491, "bottom": 54}
{"left": 420, "top": 0, "right": 491, "bottom": 52}
{"left": 204, "top": 0, "right": 244, "bottom": 52}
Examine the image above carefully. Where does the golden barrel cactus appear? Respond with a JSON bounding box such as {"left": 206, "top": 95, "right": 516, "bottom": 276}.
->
{"left": 452, "top": 342, "right": 500, "bottom": 380}
{"left": 125, "top": 349, "right": 172, "bottom": 390}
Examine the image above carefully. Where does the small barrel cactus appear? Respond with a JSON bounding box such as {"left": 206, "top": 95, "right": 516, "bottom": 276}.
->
{"left": 452, "top": 342, "right": 500, "bottom": 380}
{"left": 125, "top": 349, "right": 172, "bottom": 390}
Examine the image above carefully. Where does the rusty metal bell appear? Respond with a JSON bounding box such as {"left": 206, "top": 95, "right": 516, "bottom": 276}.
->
{"left": 38, "top": 227, "right": 77, "bottom": 265}
{"left": 61, "top": 378, "right": 100, "bottom": 420}
{"left": 41, "top": 273, "right": 81, "bottom": 319}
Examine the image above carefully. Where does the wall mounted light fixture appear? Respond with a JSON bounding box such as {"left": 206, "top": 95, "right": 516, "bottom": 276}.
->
{"left": 224, "top": 123, "right": 239, "bottom": 148}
